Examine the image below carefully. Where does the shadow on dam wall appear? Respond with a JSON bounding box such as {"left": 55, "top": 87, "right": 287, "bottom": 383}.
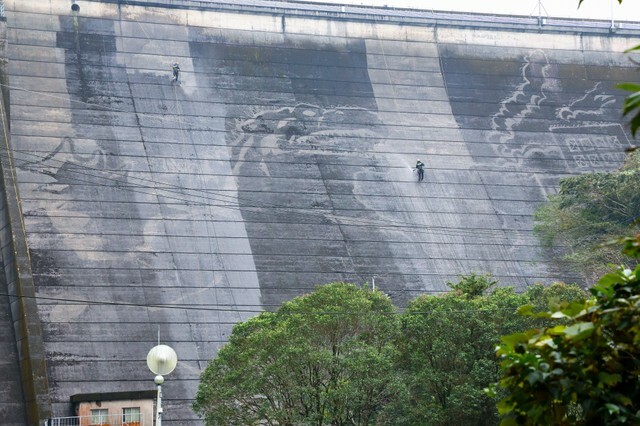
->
{"left": 188, "top": 37, "right": 412, "bottom": 309}
{"left": 4, "top": 1, "right": 640, "bottom": 423}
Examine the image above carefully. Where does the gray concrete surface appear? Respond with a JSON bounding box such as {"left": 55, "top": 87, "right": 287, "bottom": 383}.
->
{"left": 0, "top": 16, "right": 49, "bottom": 425}
{"left": 3, "top": 0, "right": 640, "bottom": 424}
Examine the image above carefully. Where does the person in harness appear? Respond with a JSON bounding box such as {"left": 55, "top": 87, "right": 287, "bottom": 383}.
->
{"left": 415, "top": 159, "right": 425, "bottom": 182}
{"left": 172, "top": 63, "right": 180, "bottom": 83}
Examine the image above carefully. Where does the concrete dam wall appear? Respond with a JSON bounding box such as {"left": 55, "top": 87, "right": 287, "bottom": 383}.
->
{"left": 4, "top": 0, "right": 640, "bottom": 423}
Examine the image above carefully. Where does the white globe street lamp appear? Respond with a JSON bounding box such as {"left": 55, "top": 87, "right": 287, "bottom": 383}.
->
{"left": 147, "top": 345, "right": 178, "bottom": 426}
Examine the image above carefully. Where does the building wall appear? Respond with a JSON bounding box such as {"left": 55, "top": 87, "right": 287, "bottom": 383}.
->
{"left": 4, "top": 0, "right": 640, "bottom": 424}
{"left": 77, "top": 398, "right": 154, "bottom": 426}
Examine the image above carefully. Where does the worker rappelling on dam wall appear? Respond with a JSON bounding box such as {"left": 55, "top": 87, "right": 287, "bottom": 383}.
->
{"left": 3, "top": 0, "right": 640, "bottom": 423}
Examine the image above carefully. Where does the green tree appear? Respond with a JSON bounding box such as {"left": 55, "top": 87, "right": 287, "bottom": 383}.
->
{"left": 524, "top": 281, "right": 589, "bottom": 314}
{"left": 534, "top": 151, "right": 640, "bottom": 283}
{"left": 193, "top": 282, "right": 404, "bottom": 426}
{"left": 493, "top": 240, "right": 640, "bottom": 425}
{"left": 397, "top": 274, "right": 584, "bottom": 426}
{"left": 501, "top": 5, "right": 640, "bottom": 421}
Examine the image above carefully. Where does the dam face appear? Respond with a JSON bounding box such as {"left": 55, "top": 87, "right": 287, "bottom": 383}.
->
{"left": 3, "top": 0, "right": 640, "bottom": 423}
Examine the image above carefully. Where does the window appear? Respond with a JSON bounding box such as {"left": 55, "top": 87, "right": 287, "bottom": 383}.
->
{"left": 90, "top": 409, "right": 108, "bottom": 425}
{"left": 123, "top": 407, "right": 141, "bottom": 425}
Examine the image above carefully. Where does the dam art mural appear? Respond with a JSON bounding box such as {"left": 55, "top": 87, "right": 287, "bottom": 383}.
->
{"left": 230, "top": 103, "right": 383, "bottom": 177}
{"left": 188, "top": 36, "right": 429, "bottom": 306}
{"left": 440, "top": 46, "right": 636, "bottom": 283}
{"left": 6, "top": 0, "right": 640, "bottom": 421}
{"left": 486, "top": 49, "right": 633, "bottom": 172}
{"left": 552, "top": 82, "right": 630, "bottom": 171}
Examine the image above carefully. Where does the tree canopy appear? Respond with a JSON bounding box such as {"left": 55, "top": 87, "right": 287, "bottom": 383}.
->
{"left": 493, "top": 241, "right": 640, "bottom": 425}
{"left": 534, "top": 151, "right": 640, "bottom": 282}
{"left": 397, "top": 274, "right": 584, "bottom": 426}
{"left": 193, "top": 277, "right": 585, "bottom": 425}
{"left": 193, "top": 282, "right": 404, "bottom": 426}
{"left": 508, "top": 7, "right": 640, "bottom": 419}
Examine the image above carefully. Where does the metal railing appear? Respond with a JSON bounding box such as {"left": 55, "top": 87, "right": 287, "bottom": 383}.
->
{"left": 47, "top": 414, "right": 144, "bottom": 426}
{"left": 174, "top": 0, "right": 640, "bottom": 33}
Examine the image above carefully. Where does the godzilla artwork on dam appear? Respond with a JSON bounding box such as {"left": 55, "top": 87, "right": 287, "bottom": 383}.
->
{"left": 1, "top": 0, "right": 639, "bottom": 424}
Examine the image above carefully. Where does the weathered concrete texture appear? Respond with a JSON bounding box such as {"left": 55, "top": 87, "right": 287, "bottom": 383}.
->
{"left": 4, "top": 0, "right": 640, "bottom": 424}
{"left": 0, "top": 15, "right": 49, "bottom": 426}
{"left": 0, "top": 16, "right": 29, "bottom": 425}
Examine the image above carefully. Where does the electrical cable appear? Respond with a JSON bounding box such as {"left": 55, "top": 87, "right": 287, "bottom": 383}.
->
{"left": 0, "top": 145, "right": 581, "bottom": 271}
{"left": 7, "top": 148, "right": 534, "bottom": 242}
{"left": 8, "top": 77, "right": 632, "bottom": 142}
{"left": 2, "top": 22, "right": 600, "bottom": 313}
{"left": 0, "top": 291, "right": 541, "bottom": 315}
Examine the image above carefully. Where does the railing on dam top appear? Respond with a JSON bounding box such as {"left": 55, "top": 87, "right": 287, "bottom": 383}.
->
{"left": 153, "top": 0, "right": 640, "bottom": 34}
{"left": 46, "top": 414, "right": 144, "bottom": 426}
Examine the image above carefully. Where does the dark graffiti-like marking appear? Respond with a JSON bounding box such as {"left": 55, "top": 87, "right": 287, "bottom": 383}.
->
{"left": 229, "top": 103, "right": 381, "bottom": 176}
{"left": 19, "top": 137, "right": 119, "bottom": 194}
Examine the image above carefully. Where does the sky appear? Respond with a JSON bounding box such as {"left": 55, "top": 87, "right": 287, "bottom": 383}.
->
{"left": 296, "top": 0, "right": 640, "bottom": 22}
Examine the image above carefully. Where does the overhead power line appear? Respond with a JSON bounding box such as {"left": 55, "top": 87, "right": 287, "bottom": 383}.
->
{"left": 6, "top": 148, "right": 533, "bottom": 242}
{"left": 0, "top": 291, "right": 535, "bottom": 316}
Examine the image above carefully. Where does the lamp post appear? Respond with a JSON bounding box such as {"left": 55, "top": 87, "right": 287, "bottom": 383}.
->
{"left": 146, "top": 344, "right": 178, "bottom": 426}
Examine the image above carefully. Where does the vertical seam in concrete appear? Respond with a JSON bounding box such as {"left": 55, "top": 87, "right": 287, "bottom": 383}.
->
{"left": 0, "top": 78, "right": 52, "bottom": 423}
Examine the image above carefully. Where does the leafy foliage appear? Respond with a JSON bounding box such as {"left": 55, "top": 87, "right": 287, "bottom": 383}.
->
{"left": 498, "top": 5, "right": 640, "bottom": 420}
{"left": 534, "top": 151, "right": 640, "bottom": 282}
{"left": 193, "top": 278, "right": 585, "bottom": 425}
{"left": 493, "top": 243, "right": 640, "bottom": 425}
{"left": 617, "top": 41, "right": 640, "bottom": 137}
{"left": 447, "top": 272, "right": 498, "bottom": 297}
{"left": 618, "top": 81, "right": 640, "bottom": 137}
{"left": 397, "top": 275, "right": 584, "bottom": 426}
{"left": 523, "top": 282, "right": 589, "bottom": 315}
{"left": 193, "top": 282, "right": 404, "bottom": 426}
